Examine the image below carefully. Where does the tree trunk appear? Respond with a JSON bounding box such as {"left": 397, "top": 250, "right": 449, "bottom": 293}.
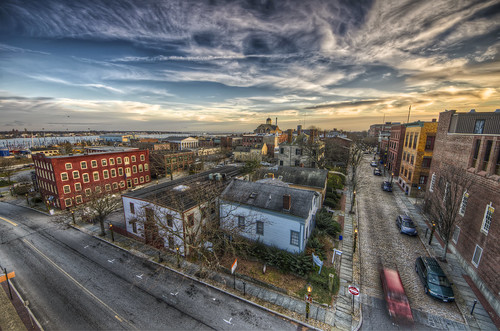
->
{"left": 99, "top": 218, "right": 106, "bottom": 237}
{"left": 442, "top": 240, "right": 449, "bottom": 261}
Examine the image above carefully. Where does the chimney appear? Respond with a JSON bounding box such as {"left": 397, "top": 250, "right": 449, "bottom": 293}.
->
{"left": 287, "top": 129, "right": 293, "bottom": 143}
{"left": 309, "top": 129, "right": 316, "bottom": 144}
{"left": 276, "top": 117, "right": 278, "bottom": 126}
{"left": 297, "top": 125, "right": 302, "bottom": 135}
{"left": 283, "top": 194, "right": 291, "bottom": 211}
{"left": 432, "top": 118, "right": 436, "bottom": 122}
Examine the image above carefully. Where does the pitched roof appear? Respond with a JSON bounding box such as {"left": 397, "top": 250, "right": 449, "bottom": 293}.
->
{"left": 220, "top": 180, "right": 317, "bottom": 219}
{"left": 254, "top": 166, "right": 328, "bottom": 188}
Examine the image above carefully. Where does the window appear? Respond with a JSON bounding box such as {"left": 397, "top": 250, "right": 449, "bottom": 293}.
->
{"left": 131, "top": 220, "right": 137, "bottom": 233}
{"left": 133, "top": 178, "right": 138, "bottom": 184}
{"left": 132, "top": 165, "right": 137, "bottom": 173}
{"left": 481, "top": 203, "right": 494, "bottom": 234}
{"left": 140, "top": 154, "right": 145, "bottom": 161}
{"left": 405, "top": 133, "right": 409, "bottom": 147}
{"left": 472, "top": 245, "right": 483, "bottom": 267}
{"left": 139, "top": 164, "right": 143, "bottom": 172}
{"left": 167, "top": 214, "right": 173, "bottom": 227}
{"left": 279, "top": 160, "right": 284, "bottom": 166}
{"left": 482, "top": 140, "right": 493, "bottom": 171}
{"left": 256, "top": 221, "right": 264, "bottom": 235}
{"left": 61, "top": 172, "right": 69, "bottom": 181}
{"left": 85, "top": 188, "right": 91, "bottom": 196}
{"left": 140, "top": 176, "right": 144, "bottom": 183}
{"left": 75, "top": 195, "right": 83, "bottom": 204}
{"left": 93, "top": 171, "right": 99, "bottom": 181}
{"left": 412, "top": 134, "right": 418, "bottom": 149}
{"left": 126, "top": 168, "right": 131, "bottom": 177}
{"left": 280, "top": 148, "right": 284, "bottom": 154}
{"left": 188, "top": 214, "right": 194, "bottom": 227}
{"left": 131, "top": 156, "right": 136, "bottom": 162}
{"left": 472, "top": 139, "right": 481, "bottom": 167}
{"left": 410, "top": 155, "right": 414, "bottom": 165}
{"left": 124, "top": 157, "right": 130, "bottom": 164}
{"left": 120, "top": 181, "right": 126, "bottom": 188}
{"left": 474, "top": 119, "right": 485, "bottom": 134}
{"left": 295, "top": 148, "right": 302, "bottom": 155}
{"left": 95, "top": 186, "right": 101, "bottom": 193}
{"left": 74, "top": 183, "right": 82, "bottom": 191}
{"left": 83, "top": 173, "right": 90, "bottom": 183}
{"left": 104, "top": 184, "right": 111, "bottom": 191}
{"left": 117, "top": 157, "right": 122, "bottom": 164}
{"left": 422, "top": 157, "right": 432, "bottom": 168}
{"left": 102, "top": 159, "right": 107, "bottom": 166}
{"left": 425, "top": 136, "right": 435, "bottom": 150}
{"left": 452, "top": 226, "right": 460, "bottom": 244}
{"left": 408, "top": 171, "right": 412, "bottom": 181}
{"left": 459, "top": 191, "right": 469, "bottom": 216}
{"left": 91, "top": 160, "right": 98, "bottom": 168}
{"left": 408, "top": 134, "right": 413, "bottom": 149}
{"left": 112, "top": 182, "right": 118, "bottom": 190}
{"left": 146, "top": 175, "right": 150, "bottom": 181}
{"left": 81, "top": 161, "right": 87, "bottom": 169}
{"left": 70, "top": 170, "right": 79, "bottom": 179}
{"left": 238, "top": 216, "right": 245, "bottom": 229}
{"left": 111, "top": 169, "right": 116, "bottom": 177}
{"left": 109, "top": 158, "right": 115, "bottom": 165}
{"left": 65, "top": 198, "right": 72, "bottom": 207}
{"left": 65, "top": 163, "right": 72, "bottom": 170}
{"left": 144, "top": 163, "right": 149, "bottom": 171}
{"left": 419, "top": 175, "right": 427, "bottom": 185}
{"left": 290, "top": 231, "right": 299, "bottom": 246}
{"left": 103, "top": 170, "right": 109, "bottom": 179}
{"left": 118, "top": 168, "right": 123, "bottom": 176}
{"left": 295, "top": 160, "right": 300, "bottom": 166}
{"left": 63, "top": 185, "right": 71, "bottom": 194}
{"left": 168, "top": 236, "right": 174, "bottom": 248}
{"left": 429, "top": 173, "right": 436, "bottom": 192}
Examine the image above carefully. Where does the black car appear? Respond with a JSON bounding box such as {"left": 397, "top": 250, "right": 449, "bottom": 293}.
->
{"left": 396, "top": 215, "right": 417, "bottom": 236}
{"left": 415, "top": 257, "right": 455, "bottom": 302}
{"left": 373, "top": 168, "right": 382, "bottom": 176}
{"left": 381, "top": 181, "right": 393, "bottom": 192}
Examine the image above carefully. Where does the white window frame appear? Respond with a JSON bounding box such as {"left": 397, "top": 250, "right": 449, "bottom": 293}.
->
{"left": 63, "top": 185, "right": 71, "bottom": 194}
{"left": 91, "top": 160, "right": 98, "bottom": 168}
{"left": 480, "top": 203, "right": 494, "bottom": 235}
{"left": 73, "top": 170, "right": 80, "bottom": 179}
{"left": 471, "top": 244, "right": 483, "bottom": 268}
{"left": 429, "top": 173, "right": 436, "bottom": 192}
{"left": 74, "top": 182, "right": 82, "bottom": 191}
{"left": 140, "top": 154, "right": 145, "bottom": 161}
{"left": 459, "top": 191, "right": 469, "bottom": 216}
{"left": 452, "top": 225, "right": 460, "bottom": 244}
{"left": 290, "top": 230, "right": 300, "bottom": 246}
{"left": 65, "top": 163, "right": 72, "bottom": 170}
{"left": 102, "top": 159, "right": 107, "bottom": 166}
{"left": 82, "top": 173, "right": 90, "bottom": 183}
{"left": 61, "top": 172, "right": 69, "bottom": 181}
{"left": 81, "top": 161, "right": 87, "bottom": 169}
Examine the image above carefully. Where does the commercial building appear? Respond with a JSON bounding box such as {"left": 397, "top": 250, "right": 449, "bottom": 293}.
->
{"left": 33, "top": 150, "right": 151, "bottom": 210}
{"left": 277, "top": 130, "right": 324, "bottom": 168}
{"left": 387, "top": 124, "right": 406, "bottom": 177}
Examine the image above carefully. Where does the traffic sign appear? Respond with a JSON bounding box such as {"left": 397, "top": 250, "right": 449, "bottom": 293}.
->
{"left": 231, "top": 259, "right": 238, "bottom": 274}
{"left": 348, "top": 285, "right": 359, "bottom": 296}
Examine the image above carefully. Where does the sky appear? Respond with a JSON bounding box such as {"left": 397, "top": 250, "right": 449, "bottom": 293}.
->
{"left": 0, "top": 0, "right": 499, "bottom": 133}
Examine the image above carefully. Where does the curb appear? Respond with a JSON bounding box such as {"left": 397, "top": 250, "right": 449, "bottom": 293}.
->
{"left": 69, "top": 224, "right": 322, "bottom": 331}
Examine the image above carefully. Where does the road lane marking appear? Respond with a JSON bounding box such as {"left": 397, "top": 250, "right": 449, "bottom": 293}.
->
{"left": 0, "top": 216, "right": 18, "bottom": 226}
{"left": 22, "top": 239, "right": 136, "bottom": 330}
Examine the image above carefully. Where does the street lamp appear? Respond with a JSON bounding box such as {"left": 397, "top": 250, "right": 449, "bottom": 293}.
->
{"left": 390, "top": 172, "right": 394, "bottom": 185}
{"left": 306, "top": 284, "right": 312, "bottom": 319}
{"left": 350, "top": 190, "right": 357, "bottom": 214}
{"left": 176, "top": 246, "right": 180, "bottom": 268}
{"left": 353, "top": 228, "right": 358, "bottom": 253}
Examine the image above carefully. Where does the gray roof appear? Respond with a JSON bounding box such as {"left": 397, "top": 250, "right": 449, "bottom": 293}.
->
{"left": 220, "top": 180, "right": 316, "bottom": 219}
{"left": 123, "top": 166, "right": 242, "bottom": 211}
{"left": 254, "top": 166, "right": 328, "bottom": 189}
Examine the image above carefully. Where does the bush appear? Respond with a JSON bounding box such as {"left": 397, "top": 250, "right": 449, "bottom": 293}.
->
{"left": 316, "top": 210, "right": 342, "bottom": 237}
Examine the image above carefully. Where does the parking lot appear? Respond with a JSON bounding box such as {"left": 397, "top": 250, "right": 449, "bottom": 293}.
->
{"left": 356, "top": 155, "right": 463, "bottom": 323}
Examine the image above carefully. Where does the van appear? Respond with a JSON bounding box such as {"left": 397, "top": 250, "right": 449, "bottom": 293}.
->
{"left": 415, "top": 257, "right": 454, "bottom": 302}
{"left": 380, "top": 268, "right": 413, "bottom": 323}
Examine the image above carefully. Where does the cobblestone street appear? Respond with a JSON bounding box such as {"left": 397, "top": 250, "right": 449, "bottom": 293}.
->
{"left": 356, "top": 155, "right": 464, "bottom": 326}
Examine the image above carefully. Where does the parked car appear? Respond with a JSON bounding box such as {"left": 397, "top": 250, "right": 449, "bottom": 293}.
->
{"left": 396, "top": 215, "right": 417, "bottom": 236}
{"left": 370, "top": 161, "right": 378, "bottom": 167}
{"left": 380, "top": 268, "right": 413, "bottom": 323}
{"left": 415, "top": 257, "right": 455, "bottom": 302}
{"left": 373, "top": 168, "right": 382, "bottom": 176}
{"left": 381, "top": 181, "right": 393, "bottom": 192}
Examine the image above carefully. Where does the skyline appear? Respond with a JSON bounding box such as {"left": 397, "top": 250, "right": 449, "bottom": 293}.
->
{"left": 1, "top": 0, "right": 499, "bottom": 132}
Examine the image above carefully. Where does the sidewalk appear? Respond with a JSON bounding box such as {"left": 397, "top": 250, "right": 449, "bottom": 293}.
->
{"left": 393, "top": 188, "right": 498, "bottom": 331}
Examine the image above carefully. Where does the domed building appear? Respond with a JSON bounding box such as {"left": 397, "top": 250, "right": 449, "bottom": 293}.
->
{"left": 254, "top": 117, "right": 282, "bottom": 134}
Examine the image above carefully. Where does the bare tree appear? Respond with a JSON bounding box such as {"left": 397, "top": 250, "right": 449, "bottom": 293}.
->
{"left": 425, "top": 163, "right": 474, "bottom": 260}
{"left": 0, "top": 157, "right": 16, "bottom": 184}
{"left": 78, "top": 184, "right": 122, "bottom": 236}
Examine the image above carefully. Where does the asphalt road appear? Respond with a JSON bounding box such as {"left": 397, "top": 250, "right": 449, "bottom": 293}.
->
{"left": 0, "top": 202, "right": 300, "bottom": 330}
{"left": 356, "top": 156, "right": 465, "bottom": 330}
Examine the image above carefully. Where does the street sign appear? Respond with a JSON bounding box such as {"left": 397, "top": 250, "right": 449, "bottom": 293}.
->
{"left": 304, "top": 294, "right": 313, "bottom": 303}
{"left": 312, "top": 253, "right": 324, "bottom": 274}
{"left": 231, "top": 259, "right": 237, "bottom": 274}
{"left": 348, "top": 285, "right": 359, "bottom": 296}
{"left": 0, "top": 271, "right": 15, "bottom": 283}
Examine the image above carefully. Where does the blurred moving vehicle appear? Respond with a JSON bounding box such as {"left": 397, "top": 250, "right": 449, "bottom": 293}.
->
{"left": 370, "top": 161, "right": 378, "bottom": 167}
{"left": 396, "top": 215, "right": 418, "bottom": 236}
{"left": 415, "top": 257, "right": 455, "bottom": 302}
{"left": 380, "top": 268, "right": 413, "bottom": 323}
{"left": 381, "top": 181, "right": 393, "bottom": 192}
{"left": 373, "top": 168, "right": 382, "bottom": 176}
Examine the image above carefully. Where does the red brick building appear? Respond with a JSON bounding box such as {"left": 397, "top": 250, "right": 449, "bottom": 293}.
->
{"left": 33, "top": 150, "right": 151, "bottom": 210}
{"left": 425, "top": 109, "right": 500, "bottom": 315}
{"left": 387, "top": 124, "right": 406, "bottom": 177}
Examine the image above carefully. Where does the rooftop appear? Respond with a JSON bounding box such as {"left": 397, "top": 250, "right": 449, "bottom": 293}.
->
{"left": 254, "top": 166, "right": 328, "bottom": 188}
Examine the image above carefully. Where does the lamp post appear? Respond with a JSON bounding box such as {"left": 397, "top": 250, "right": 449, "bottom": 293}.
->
{"left": 305, "top": 284, "right": 312, "bottom": 319}
{"left": 71, "top": 210, "right": 75, "bottom": 225}
{"left": 109, "top": 223, "right": 114, "bottom": 242}
{"left": 176, "top": 246, "right": 180, "bottom": 268}
{"left": 350, "top": 190, "right": 356, "bottom": 213}
{"left": 428, "top": 223, "right": 436, "bottom": 245}
{"left": 390, "top": 172, "right": 394, "bottom": 185}
{"left": 353, "top": 228, "right": 358, "bottom": 253}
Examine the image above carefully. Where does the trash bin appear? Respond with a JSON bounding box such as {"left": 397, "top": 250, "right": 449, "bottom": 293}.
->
{"left": 339, "top": 235, "right": 343, "bottom": 241}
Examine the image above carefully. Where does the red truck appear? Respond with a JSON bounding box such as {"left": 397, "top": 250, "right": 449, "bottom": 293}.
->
{"left": 380, "top": 268, "right": 414, "bottom": 323}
